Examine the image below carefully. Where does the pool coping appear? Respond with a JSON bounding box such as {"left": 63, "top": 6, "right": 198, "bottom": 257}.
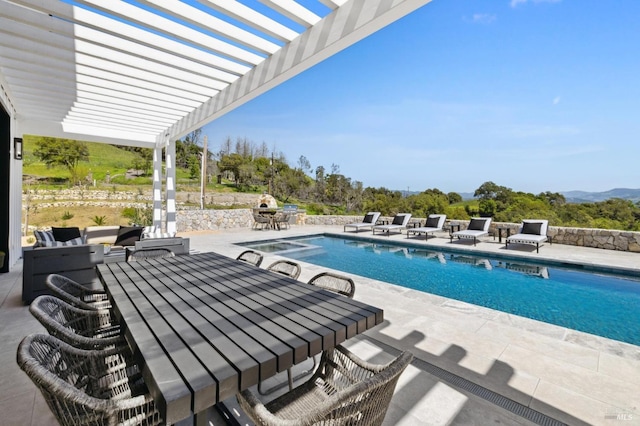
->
{"left": 238, "top": 231, "right": 640, "bottom": 278}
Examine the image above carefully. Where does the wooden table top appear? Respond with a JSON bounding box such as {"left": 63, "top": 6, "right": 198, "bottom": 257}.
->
{"left": 97, "top": 251, "right": 383, "bottom": 424}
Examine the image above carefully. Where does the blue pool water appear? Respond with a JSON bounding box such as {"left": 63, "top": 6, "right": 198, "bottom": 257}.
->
{"left": 242, "top": 236, "right": 640, "bottom": 346}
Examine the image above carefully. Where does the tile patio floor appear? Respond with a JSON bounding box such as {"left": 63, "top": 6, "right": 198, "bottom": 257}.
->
{"left": 1, "top": 224, "right": 639, "bottom": 425}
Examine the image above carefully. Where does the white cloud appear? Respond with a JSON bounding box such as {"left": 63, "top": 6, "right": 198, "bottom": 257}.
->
{"left": 473, "top": 13, "right": 497, "bottom": 24}
{"left": 510, "top": 0, "right": 561, "bottom": 8}
{"left": 553, "top": 96, "right": 561, "bottom": 105}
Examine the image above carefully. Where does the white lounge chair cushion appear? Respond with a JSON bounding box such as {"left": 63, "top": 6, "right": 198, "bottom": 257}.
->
{"left": 408, "top": 214, "right": 446, "bottom": 235}
{"left": 507, "top": 233, "right": 547, "bottom": 244}
{"left": 453, "top": 218, "right": 492, "bottom": 239}
{"left": 345, "top": 212, "right": 381, "bottom": 230}
{"left": 373, "top": 213, "right": 412, "bottom": 232}
{"left": 507, "top": 219, "right": 548, "bottom": 245}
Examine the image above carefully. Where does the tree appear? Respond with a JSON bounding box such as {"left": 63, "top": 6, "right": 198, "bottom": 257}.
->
{"left": 218, "top": 153, "right": 246, "bottom": 187}
{"left": 33, "top": 137, "right": 89, "bottom": 185}
{"left": 297, "top": 155, "right": 311, "bottom": 174}
{"left": 447, "top": 192, "right": 463, "bottom": 204}
{"left": 188, "top": 155, "right": 200, "bottom": 180}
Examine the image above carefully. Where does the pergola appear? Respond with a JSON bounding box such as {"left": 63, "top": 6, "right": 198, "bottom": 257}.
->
{"left": 0, "top": 0, "right": 431, "bottom": 271}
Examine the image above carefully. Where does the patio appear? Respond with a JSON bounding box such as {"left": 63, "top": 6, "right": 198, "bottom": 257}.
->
{"left": 2, "top": 224, "right": 639, "bottom": 425}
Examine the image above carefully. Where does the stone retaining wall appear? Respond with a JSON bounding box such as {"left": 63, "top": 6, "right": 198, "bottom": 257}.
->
{"left": 177, "top": 210, "right": 640, "bottom": 253}
{"left": 177, "top": 209, "right": 254, "bottom": 231}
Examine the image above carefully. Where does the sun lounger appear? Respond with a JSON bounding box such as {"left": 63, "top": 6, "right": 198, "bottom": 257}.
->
{"left": 406, "top": 214, "right": 446, "bottom": 240}
{"left": 505, "top": 220, "right": 549, "bottom": 253}
{"left": 344, "top": 212, "right": 381, "bottom": 233}
{"left": 372, "top": 213, "right": 412, "bottom": 236}
{"left": 450, "top": 217, "right": 492, "bottom": 246}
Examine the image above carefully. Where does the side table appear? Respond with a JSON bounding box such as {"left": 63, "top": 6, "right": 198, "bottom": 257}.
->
{"left": 496, "top": 226, "right": 511, "bottom": 243}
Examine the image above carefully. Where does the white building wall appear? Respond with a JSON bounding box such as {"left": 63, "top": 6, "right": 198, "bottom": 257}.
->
{"left": 1, "top": 83, "right": 23, "bottom": 270}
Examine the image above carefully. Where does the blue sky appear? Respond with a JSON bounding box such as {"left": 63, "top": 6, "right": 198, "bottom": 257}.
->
{"left": 202, "top": 0, "right": 640, "bottom": 195}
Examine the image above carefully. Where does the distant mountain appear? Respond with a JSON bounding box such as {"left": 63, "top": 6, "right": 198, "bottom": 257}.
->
{"left": 561, "top": 188, "right": 640, "bottom": 203}
{"left": 459, "top": 192, "right": 475, "bottom": 200}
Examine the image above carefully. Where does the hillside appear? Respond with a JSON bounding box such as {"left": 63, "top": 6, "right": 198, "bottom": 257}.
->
{"left": 562, "top": 188, "right": 640, "bottom": 203}
{"left": 22, "top": 136, "right": 143, "bottom": 182}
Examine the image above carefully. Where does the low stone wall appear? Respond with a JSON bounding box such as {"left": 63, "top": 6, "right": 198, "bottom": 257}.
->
{"left": 176, "top": 210, "right": 640, "bottom": 253}
{"left": 444, "top": 220, "right": 640, "bottom": 253}
{"left": 177, "top": 209, "right": 254, "bottom": 231}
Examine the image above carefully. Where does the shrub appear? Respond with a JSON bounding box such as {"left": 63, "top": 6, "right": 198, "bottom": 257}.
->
{"left": 92, "top": 215, "right": 107, "bottom": 225}
{"left": 61, "top": 210, "right": 74, "bottom": 220}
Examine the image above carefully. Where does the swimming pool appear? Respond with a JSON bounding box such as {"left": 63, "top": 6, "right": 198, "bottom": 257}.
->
{"left": 240, "top": 235, "right": 640, "bottom": 346}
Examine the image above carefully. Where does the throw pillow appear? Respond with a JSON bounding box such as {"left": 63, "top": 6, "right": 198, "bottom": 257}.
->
{"left": 425, "top": 216, "right": 441, "bottom": 228}
{"left": 468, "top": 219, "right": 486, "bottom": 231}
{"left": 114, "top": 226, "right": 144, "bottom": 247}
{"left": 52, "top": 227, "right": 81, "bottom": 242}
{"left": 34, "top": 230, "right": 55, "bottom": 247}
{"left": 363, "top": 214, "right": 374, "bottom": 223}
{"left": 392, "top": 215, "right": 405, "bottom": 225}
{"left": 522, "top": 222, "right": 542, "bottom": 235}
{"left": 61, "top": 237, "right": 84, "bottom": 246}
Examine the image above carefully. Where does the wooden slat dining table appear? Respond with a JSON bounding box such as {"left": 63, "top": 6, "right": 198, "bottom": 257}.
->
{"left": 97, "top": 251, "right": 384, "bottom": 425}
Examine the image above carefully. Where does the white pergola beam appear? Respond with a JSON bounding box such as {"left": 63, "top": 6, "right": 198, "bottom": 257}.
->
{"left": 169, "top": 0, "right": 432, "bottom": 140}
{"left": 196, "top": 0, "right": 298, "bottom": 42}
{"left": 74, "top": 0, "right": 266, "bottom": 65}
{"left": 260, "top": 0, "right": 322, "bottom": 27}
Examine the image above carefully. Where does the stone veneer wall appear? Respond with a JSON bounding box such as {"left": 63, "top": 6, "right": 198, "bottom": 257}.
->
{"left": 177, "top": 211, "right": 640, "bottom": 253}
{"left": 177, "top": 209, "right": 254, "bottom": 231}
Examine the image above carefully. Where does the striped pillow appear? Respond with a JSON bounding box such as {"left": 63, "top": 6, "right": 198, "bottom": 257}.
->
{"left": 34, "top": 230, "right": 55, "bottom": 247}
{"left": 61, "top": 237, "right": 84, "bottom": 246}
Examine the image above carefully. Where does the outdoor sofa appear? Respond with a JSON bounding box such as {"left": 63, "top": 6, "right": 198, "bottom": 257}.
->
{"left": 22, "top": 225, "right": 189, "bottom": 303}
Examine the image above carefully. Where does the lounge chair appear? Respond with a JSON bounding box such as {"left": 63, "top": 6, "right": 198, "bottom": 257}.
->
{"left": 406, "top": 214, "right": 447, "bottom": 240}
{"left": 344, "top": 212, "right": 381, "bottom": 233}
{"left": 372, "top": 213, "right": 412, "bottom": 236}
{"left": 506, "top": 219, "right": 549, "bottom": 253}
{"left": 450, "top": 217, "right": 492, "bottom": 246}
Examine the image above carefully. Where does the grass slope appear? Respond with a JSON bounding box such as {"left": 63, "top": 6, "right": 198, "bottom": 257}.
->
{"left": 22, "top": 136, "right": 142, "bottom": 181}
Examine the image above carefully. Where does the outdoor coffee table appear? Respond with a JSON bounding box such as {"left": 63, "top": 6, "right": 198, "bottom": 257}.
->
{"left": 97, "top": 252, "right": 383, "bottom": 425}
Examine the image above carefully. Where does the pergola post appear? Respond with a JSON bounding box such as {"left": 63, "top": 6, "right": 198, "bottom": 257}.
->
{"left": 165, "top": 139, "right": 177, "bottom": 235}
{"left": 152, "top": 145, "right": 163, "bottom": 231}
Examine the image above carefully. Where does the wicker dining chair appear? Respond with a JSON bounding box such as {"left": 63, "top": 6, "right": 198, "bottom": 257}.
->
{"left": 273, "top": 212, "right": 291, "bottom": 230}
{"left": 45, "top": 273, "right": 111, "bottom": 310}
{"left": 266, "top": 260, "right": 301, "bottom": 280}
{"left": 236, "top": 250, "right": 264, "bottom": 267}
{"left": 126, "top": 247, "right": 174, "bottom": 262}
{"left": 30, "top": 295, "right": 123, "bottom": 350}
{"left": 307, "top": 271, "right": 356, "bottom": 298}
{"left": 253, "top": 213, "right": 272, "bottom": 230}
{"left": 238, "top": 345, "right": 413, "bottom": 426}
{"left": 17, "top": 333, "right": 162, "bottom": 426}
